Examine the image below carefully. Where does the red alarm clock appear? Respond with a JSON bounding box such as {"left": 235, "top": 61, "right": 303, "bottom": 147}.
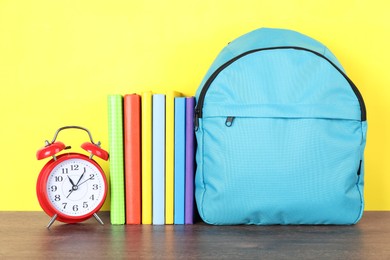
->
{"left": 36, "top": 126, "right": 109, "bottom": 228}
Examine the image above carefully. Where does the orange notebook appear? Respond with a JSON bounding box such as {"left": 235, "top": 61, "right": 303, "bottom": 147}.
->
{"left": 124, "top": 94, "right": 141, "bottom": 224}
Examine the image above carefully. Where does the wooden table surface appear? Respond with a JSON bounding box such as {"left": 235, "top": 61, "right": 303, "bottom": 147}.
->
{"left": 1, "top": 211, "right": 389, "bottom": 259}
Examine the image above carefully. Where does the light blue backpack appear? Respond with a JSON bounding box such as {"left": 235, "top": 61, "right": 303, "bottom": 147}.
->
{"left": 194, "top": 28, "right": 367, "bottom": 225}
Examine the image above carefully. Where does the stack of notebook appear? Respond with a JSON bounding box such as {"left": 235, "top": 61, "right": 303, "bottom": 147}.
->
{"left": 107, "top": 92, "right": 196, "bottom": 225}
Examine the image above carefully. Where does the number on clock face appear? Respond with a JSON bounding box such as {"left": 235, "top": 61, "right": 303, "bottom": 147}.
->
{"left": 46, "top": 159, "right": 106, "bottom": 216}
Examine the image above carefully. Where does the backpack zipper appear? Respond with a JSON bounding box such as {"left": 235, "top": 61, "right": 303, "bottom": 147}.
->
{"left": 194, "top": 46, "right": 367, "bottom": 130}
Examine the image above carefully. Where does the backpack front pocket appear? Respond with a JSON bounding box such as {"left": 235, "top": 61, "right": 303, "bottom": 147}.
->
{"left": 196, "top": 114, "right": 366, "bottom": 225}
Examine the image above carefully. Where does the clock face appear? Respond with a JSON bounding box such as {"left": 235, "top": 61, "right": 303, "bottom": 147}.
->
{"left": 46, "top": 158, "right": 106, "bottom": 217}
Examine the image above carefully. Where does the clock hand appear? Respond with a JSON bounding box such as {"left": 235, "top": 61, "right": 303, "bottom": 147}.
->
{"left": 66, "top": 189, "right": 73, "bottom": 198}
{"left": 77, "top": 176, "right": 94, "bottom": 187}
{"left": 67, "top": 176, "right": 76, "bottom": 186}
{"left": 66, "top": 176, "right": 78, "bottom": 199}
{"left": 75, "top": 167, "right": 86, "bottom": 186}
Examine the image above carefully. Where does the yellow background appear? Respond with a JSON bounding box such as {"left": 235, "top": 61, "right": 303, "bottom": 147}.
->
{"left": 0, "top": 0, "right": 388, "bottom": 211}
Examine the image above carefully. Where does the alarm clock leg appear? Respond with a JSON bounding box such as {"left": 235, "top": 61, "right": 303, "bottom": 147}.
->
{"left": 93, "top": 213, "right": 104, "bottom": 225}
{"left": 47, "top": 214, "right": 57, "bottom": 229}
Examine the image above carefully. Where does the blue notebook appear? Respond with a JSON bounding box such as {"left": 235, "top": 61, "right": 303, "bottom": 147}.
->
{"left": 174, "top": 97, "right": 186, "bottom": 224}
{"left": 152, "top": 94, "right": 166, "bottom": 225}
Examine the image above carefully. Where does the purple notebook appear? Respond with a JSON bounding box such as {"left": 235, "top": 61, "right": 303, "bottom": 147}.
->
{"left": 185, "top": 97, "right": 196, "bottom": 224}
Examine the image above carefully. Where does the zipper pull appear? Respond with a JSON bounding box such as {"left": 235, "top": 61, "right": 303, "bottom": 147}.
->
{"left": 225, "top": 117, "right": 235, "bottom": 127}
{"left": 194, "top": 109, "right": 200, "bottom": 131}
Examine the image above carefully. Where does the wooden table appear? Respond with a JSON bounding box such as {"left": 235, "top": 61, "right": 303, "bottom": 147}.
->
{"left": 1, "top": 211, "right": 389, "bottom": 259}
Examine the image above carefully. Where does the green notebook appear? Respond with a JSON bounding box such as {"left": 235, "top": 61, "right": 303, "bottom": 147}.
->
{"left": 107, "top": 95, "right": 125, "bottom": 224}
